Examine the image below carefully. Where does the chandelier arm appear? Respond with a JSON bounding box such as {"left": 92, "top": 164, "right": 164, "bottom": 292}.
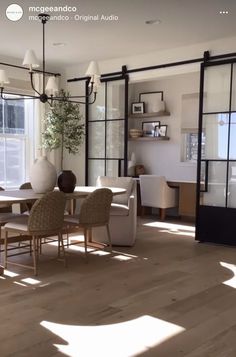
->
{"left": 52, "top": 92, "right": 97, "bottom": 105}
{"left": 30, "top": 72, "right": 41, "bottom": 96}
{"left": 53, "top": 93, "right": 95, "bottom": 99}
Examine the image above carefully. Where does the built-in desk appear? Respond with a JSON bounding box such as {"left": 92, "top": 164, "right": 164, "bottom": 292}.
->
{"left": 134, "top": 177, "right": 197, "bottom": 218}
{"left": 167, "top": 180, "right": 196, "bottom": 218}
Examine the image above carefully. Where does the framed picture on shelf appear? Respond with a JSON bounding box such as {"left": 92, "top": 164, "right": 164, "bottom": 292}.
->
{"left": 159, "top": 124, "right": 168, "bottom": 137}
{"left": 139, "top": 91, "right": 165, "bottom": 113}
{"left": 131, "top": 102, "right": 145, "bottom": 114}
{"left": 142, "top": 121, "right": 160, "bottom": 137}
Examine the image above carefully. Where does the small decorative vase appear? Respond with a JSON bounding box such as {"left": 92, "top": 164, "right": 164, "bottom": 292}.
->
{"left": 30, "top": 156, "right": 57, "bottom": 193}
{"left": 57, "top": 170, "right": 76, "bottom": 193}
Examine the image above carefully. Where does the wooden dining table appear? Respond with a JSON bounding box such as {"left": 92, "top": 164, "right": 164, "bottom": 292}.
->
{"left": 0, "top": 186, "right": 126, "bottom": 274}
{"left": 0, "top": 186, "right": 126, "bottom": 204}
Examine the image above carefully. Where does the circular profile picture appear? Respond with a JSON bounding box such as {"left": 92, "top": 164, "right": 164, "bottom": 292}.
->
{"left": 6, "top": 4, "right": 23, "bottom": 21}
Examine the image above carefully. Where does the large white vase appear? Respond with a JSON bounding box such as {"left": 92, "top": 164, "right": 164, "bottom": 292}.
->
{"left": 30, "top": 156, "right": 57, "bottom": 193}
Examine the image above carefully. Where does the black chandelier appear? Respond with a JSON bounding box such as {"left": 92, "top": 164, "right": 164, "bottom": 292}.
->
{"left": 0, "top": 13, "right": 100, "bottom": 106}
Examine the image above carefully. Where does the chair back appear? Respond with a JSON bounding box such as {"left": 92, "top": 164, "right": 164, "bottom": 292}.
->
{"left": 28, "top": 191, "right": 66, "bottom": 234}
{"left": 19, "top": 182, "right": 33, "bottom": 213}
{"left": 79, "top": 188, "right": 112, "bottom": 226}
{"left": 96, "top": 176, "right": 133, "bottom": 205}
{"left": 20, "top": 182, "right": 32, "bottom": 190}
{"left": 140, "top": 175, "right": 171, "bottom": 207}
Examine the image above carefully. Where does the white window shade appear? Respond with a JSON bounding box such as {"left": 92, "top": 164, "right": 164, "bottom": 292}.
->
{"left": 181, "top": 93, "right": 199, "bottom": 133}
{"left": 0, "top": 92, "right": 35, "bottom": 188}
{"left": 4, "top": 78, "right": 33, "bottom": 93}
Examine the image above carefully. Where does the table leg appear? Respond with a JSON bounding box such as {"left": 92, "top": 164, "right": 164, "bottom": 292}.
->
{"left": 0, "top": 228, "right": 3, "bottom": 274}
{"left": 69, "top": 199, "right": 76, "bottom": 215}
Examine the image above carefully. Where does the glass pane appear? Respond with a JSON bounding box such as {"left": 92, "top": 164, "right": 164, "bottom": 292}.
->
{"left": 228, "top": 162, "right": 236, "bottom": 208}
{"left": 106, "top": 120, "right": 124, "bottom": 158}
{"left": 203, "top": 114, "right": 229, "bottom": 160}
{"left": 203, "top": 64, "right": 231, "bottom": 113}
{"left": 88, "top": 122, "right": 105, "bottom": 158}
{"left": 5, "top": 138, "right": 25, "bottom": 188}
{"left": 106, "top": 160, "right": 119, "bottom": 177}
{"left": 89, "top": 83, "right": 105, "bottom": 121}
{"left": 0, "top": 103, "right": 3, "bottom": 133}
{"left": 202, "top": 161, "right": 227, "bottom": 207}
{"left": 231, "top": 63, "right": 236, "bottom": 111}
{"left": 0, "top": 138, "right": 5, "bottom": 186}
{"left": 229, "top": 113, "right": 236, "bottom": 159}
{"left": 107, "top": 80, "right": 125, "bottom": 119}
{"left": 88, "top": 160, "right": 105, "bottom": 186}
{"left": 4, "top": 100, "right": 25, "bottom": 134}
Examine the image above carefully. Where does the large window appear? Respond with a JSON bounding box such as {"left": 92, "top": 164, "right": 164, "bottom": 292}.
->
{"left": 0, "top": 95, "right": 35, "bottom": 188}
{"left": 182, "top": 131, "right": 205, "bottom": 162}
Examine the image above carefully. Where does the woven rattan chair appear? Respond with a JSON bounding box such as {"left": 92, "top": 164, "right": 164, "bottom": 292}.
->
{"left": 19, "top": 182, "right": 33, "bottom": 214}
{"left": 3, "top": 191, "right": 66, "bottom": 275}
{"left": 64, "top": 188, "right": 113, "bottom": 260}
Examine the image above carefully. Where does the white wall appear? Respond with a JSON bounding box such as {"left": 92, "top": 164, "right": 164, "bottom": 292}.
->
{"left": 64, "top": 35, "right": 236, "bottom": 183}
{"left": 128, "top": 72, "right": 199, "bottom": 181}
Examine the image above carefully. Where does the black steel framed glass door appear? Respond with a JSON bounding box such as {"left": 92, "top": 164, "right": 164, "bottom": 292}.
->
{"left": 86, "top": 75, "right": 128, "bottom": 185}
{"left": 196, "top": 57, "right": 236, "bottom": 245}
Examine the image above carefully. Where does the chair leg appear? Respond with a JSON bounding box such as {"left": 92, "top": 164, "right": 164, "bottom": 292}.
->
{"left": 57, "top": 235, "right": 61, "bottom": 258}
{"left": 88, "top": 228, "right": 92, "bottom": 243}
{"left": 160, "top": 208, "right": 166, "bottom": 221}
{"left": 83, "top": 228, "right": 88, "bottom": 262}
{"left": 66, "top": 227, "right": 69, "bottom": 248}
{"left": 39, "top": 237, "right": 42, "bottom": 255}
{"left": 29, "top": 239, "right": 32, "bottom": 256}
{"left": 106, "top": 224, "right": 112, "bottom": 253}
{"left": 58, "top": 232, "right": 67, "bottom": 267}
{"left": 32, "top": 236, "right": 38, "bottom": 276}
{"left": 4, "top": 231, "right": 8, "bottom": 269}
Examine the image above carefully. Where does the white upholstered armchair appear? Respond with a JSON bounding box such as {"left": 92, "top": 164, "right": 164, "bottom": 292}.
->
{"left": 94, "top": 176, "right": 137, "bottom": 246}
{"left": 140, "top": 175, "right": 177, "bottom": 220}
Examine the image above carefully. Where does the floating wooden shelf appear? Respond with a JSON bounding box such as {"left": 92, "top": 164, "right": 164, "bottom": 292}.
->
{"left": 128, "top": 136, "right": 170, "bottom": 141}
{"left": 129, "top": 111, "right": 170, "bottom": 118}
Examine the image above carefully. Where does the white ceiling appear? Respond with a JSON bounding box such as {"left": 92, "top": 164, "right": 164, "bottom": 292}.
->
{"left": 1, "top": 0, "right": 236, "bottom": 70}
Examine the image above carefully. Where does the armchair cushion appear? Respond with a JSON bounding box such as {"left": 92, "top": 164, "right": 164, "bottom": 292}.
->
{"left": 110, "top": 203, "right": 129, "bottom": 216}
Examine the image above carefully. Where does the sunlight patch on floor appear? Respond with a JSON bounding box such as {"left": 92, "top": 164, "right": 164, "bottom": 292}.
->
{"left": 159, "top": 230, "right": 195, "bottom": 237}
{"left": 66, "top": 245, "right": 88, "bottom": 253}
{"left": 144, "top": 221, "right": 195, "bottom": 232}
{"left": 90, "top": 250, "right": 110, "bottom": 256}
{"left": 3, "top": 269, "right": 19, "bottom": 278}
{"left": 111, "top": 254, "right": 133, "bottom": 261}
{"left": 144, "top": 221, "right": 195, "bottom": 237}
{"left": 220, "top": 261, "right": 236, "bottom": 288}
{"left": 41, "top": 315, "right": 185, "bottom": 357}
{"left": 21, "top": 277, "right": 41, "bottom": 285}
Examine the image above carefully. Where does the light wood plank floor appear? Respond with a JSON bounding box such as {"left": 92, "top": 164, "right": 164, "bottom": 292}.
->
{"left": 1, "top": 217, "right": 236, "bottom": 357}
